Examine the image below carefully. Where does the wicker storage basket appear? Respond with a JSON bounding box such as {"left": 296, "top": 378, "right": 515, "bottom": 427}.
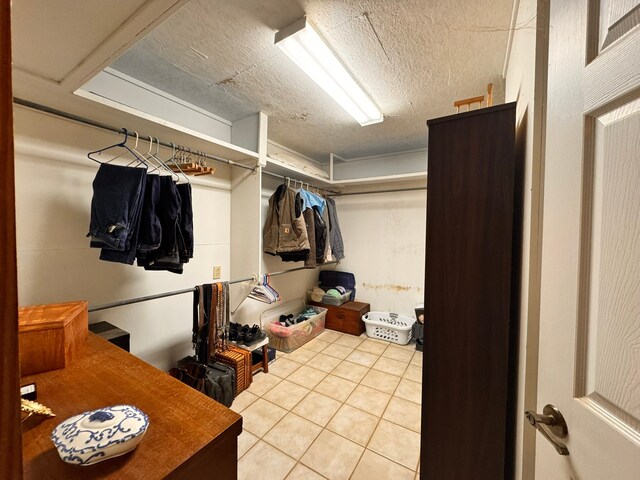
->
{"left": 212, "top": 345, "right": 252, "bottom": 395}
{"left": 262, "top": 298, "right": 327, "bottom": 353}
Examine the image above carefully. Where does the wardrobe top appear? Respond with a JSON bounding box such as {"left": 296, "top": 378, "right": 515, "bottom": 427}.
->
{"left": 426, "top": 101, "right": 517, "bottom": 127}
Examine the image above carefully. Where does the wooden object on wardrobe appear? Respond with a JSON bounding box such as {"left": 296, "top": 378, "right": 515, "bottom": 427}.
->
{"left": 421, "top": 102, "right": 519, "bottom": 480}
{"left": 0, "top": 2, "right": 22, "bottom": 478}
{"left": 309, "top": 301, "right": 370, "bottom": 336}
{"left": 18, "top": 301, "right": 89, "bottom": 375}
{"left": 22, "top": 334, "right": 242, "bottom": 479}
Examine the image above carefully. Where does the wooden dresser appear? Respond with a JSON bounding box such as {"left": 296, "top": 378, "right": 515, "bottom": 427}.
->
{"left": 309, "top": 301, "right": 370, "bottom": 336}
{"left": 21, "top": 334, "right": 242, "bottom": 479}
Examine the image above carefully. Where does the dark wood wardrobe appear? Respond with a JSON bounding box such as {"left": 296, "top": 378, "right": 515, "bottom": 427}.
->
{"left": 420, "top": 102, "right": 520, "bottom": 480}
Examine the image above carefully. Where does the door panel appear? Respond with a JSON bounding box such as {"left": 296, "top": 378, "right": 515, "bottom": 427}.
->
{"left": 581, "top": 99, "right": 640, "bottom": 434}
{"left": 537, "top": 0, "right": 640, "bottom": 478}
{"left": 600, "top": 1, "right": 640, "bottom": 48}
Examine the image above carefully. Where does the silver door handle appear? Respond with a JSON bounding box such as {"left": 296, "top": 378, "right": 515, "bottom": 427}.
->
{"left": 525, "top": 404, "right": 570, "bottom": 456}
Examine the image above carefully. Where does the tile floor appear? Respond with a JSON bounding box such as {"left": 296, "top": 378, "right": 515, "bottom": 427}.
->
{"left": 232, "top": 330, "right": 423, "bottom": 480}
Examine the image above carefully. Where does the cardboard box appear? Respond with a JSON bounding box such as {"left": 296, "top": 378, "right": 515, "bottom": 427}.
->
{"left": 19, "top": 301, "right": 89, "bottom": 375}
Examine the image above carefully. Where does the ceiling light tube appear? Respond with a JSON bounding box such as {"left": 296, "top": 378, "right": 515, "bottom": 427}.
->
{"left": 275, "top": 16, "right": 383, "bottom": 126}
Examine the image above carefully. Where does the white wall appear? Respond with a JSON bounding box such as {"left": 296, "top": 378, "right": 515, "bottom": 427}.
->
{"left": 13, "top": 107, "right": 232, "bottom": 371}
{"left": 504, "top": 0, "right": 549, "bottom": 478}
{"left": 334, "top": 190, "right": 426, "bottom": 318}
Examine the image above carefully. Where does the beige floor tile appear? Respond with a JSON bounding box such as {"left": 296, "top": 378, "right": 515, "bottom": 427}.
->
{"left": 241, "top": 398, "right": 288, "bottom": 437}
{"left": 356, "top": 338, "right": 389, "bottom": 355}
{"left": 300, "top": 430, "right": 364, "bottom": 480}
{"left": 394, "top": 378, "right": 422, "bottom": 404}
{"left": 318, "top": 330, "right": 342, "bottom": 343}
{"left": 292, "top": 391, "right": 342, "bottom": 427}
{"left": 360, "top": 369, "right": 401, "bottom": 394}
{"left": 403, "top": 364, "right": 423, "bottom": 383}
{"left": 306, "top": 353, "right": 342, "bottom": 373}
{"left": 247, "top": 371, "right": 283, "bottom": 397}
{"left": 286, "top": 347, "right": 318, "bottom": 364}
{"left": 286, "top": 463, "right": 327, "bottom": 480}
{"left": 372, "top": 356, "right": 409, "bottom": 376}
{"left": 303, "top": 338, "right": 332, "bottom": 353}
{"left": 237, "top": 430, "right": 259, "bottom": 459}
{"left": 410, "top": 351, "right": 423, "bottom": 366}
{"left": 230, "top": 390, "right": 259, "bottom": 413}
{"left": 326, "top": 404, "right": 379, "bottom": 446}
{"left": 263, "top": 412, "right": 323, "bottom": 460}
{"left": 263, "top": 380, "right": 311, "bottom": 410}
{"left": 287, "top": 365, "right": 327, "bottom": 389}
{"left": 345, "top": 349, "right": 379, "bottom": 368}
{"left": 269, "top": 358, "right": 303, "bottom": 379}
{"left": 334, "top": 334, "right": 363, "bottom": 349}
{"left": 396, "top": 340, "right": 418, "bottom": 350}
{"left": 238, "top": 440, "right": 296, "bottom": 480}
{"left": 346, "top": 384, "right": 391, "bottom": 417}
{"left": 331, "top": 360, "right": 369, "bottom": 383}
{"left": 368, "top": 420, "right": 421, "bottom": 469}
{"left": 382, "top": 345, "right": 415, "bottom": 363}
{"left": 313, "top": 374, "right": 358, "bottom": 402}
{"left": 383, "top": 396, "right": 422, "bottom": 433}
{"left": 351, "top": 449, "right": 415, "bottom": 480}
{"left": 321, "top": 343, "right": 354, "bottom": 360}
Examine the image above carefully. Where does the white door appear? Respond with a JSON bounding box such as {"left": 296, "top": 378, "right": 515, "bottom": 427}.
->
{"left": 536, "top": 0, "right": 640, "bottom": 478}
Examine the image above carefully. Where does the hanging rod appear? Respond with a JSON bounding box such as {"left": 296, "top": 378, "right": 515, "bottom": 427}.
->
{"left": 13, "top": 97, "right": 256, "bottom": 173}
{"left": 329, "top": 186, "right": 427, "bottom": 196}
{"left": 261, "top": 169, "right": 426, "bottom": 196}
{"left": 88, "top": 262, "right": 338, "bottom": 313}
{"left": 261, "top": 170, "right": 338, "bottom": 194}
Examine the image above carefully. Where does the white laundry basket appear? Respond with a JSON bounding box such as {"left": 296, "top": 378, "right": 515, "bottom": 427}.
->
{"left": 362, "top": 312, "right": 416, "bottom": 345}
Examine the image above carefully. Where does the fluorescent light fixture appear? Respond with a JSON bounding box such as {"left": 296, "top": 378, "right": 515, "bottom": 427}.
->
{"left": 275, "top": 16, "right": 383, "bottom": 126}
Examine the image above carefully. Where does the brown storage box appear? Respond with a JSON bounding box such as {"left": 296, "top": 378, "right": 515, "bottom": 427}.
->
{"left": 309, "top": 301, "right": 370, "bottom": 336}
{"left": 213, "top": 345, "right": 253, "bottom": 396}
{"left": 18, "top": 301, "right": 89, "bottom": 375}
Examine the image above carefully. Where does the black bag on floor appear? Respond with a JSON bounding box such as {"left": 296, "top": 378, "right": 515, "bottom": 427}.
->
{"left": 171, "top": 356, "right": 236, "bottom": 407}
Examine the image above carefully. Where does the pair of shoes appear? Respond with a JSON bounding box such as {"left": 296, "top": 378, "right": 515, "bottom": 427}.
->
{"left": 279, "top": 314, "right": 294, "bottom": 327}
{"left": 229, "top": 322, "right": 240, "bottom": 342}
{"left": 235, "top": 324, "right": 250, "bottom": 344}
{"left": 245, "top": 325, "right": 266, "bottom": 345}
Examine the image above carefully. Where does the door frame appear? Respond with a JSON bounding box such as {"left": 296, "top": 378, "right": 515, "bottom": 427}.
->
{"left": 0, "top": 1, "right": 22, "bottom": 477}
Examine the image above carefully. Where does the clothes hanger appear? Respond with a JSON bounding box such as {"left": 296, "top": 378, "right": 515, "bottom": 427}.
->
{"left": 166, "top": 143, "right": 190, "bottom": 184}
{"left": 124, "top": 132, "right": 150, "bottom": 168}
{"left": 248, "top": 274, "right": 280, "bottom": 304}
{"left": 147, "top": 137, "right": 180, "bottom": 181}
{"left": 87, "top": 129, "right": 147, "bottom": 166}
{"left": 193, "top": 151, "right": 215, "bottom": 176}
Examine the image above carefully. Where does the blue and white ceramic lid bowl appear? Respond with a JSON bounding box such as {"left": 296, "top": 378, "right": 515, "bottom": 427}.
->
{"left": 51, "top": 405, "right": 149, "bottom": 466}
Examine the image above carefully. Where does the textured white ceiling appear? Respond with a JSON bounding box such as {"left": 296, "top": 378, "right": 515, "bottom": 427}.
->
{"left": 111, "top": 0, "right": 514, "bottom": 161}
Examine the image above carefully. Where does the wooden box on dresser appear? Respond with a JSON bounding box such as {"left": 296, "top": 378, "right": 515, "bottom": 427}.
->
{"left": 309, "top": 301, "right": 370, "bottom": 336}
{"left": 421, "top": 102, "right": 520, "bottom": 480}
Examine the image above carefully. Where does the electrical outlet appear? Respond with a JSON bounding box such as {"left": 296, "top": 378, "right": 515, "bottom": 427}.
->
{"left": 213, "top": 266, "right": 222, "bottom": 279}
